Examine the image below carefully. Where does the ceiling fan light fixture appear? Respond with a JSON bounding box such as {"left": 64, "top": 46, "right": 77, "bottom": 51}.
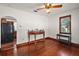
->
{"left": 46, "top": 3, "right": 50, "bottom": 6}
{"left": 45, "top": 9, "right": 50, "bottom": 13}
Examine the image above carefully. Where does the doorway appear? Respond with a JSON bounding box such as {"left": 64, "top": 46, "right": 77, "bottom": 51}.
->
{"left": 1, "top": 16, "right": 17, "bottom": 51}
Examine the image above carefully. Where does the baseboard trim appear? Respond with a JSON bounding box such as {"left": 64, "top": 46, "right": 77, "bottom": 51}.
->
{"left": 46, "top": 37, "right": 79, "bottom": 48}
{"left": 45, "top": 37, "right": 58, "bottom": 42}
{"left": 71, "top": 43, "right": 79, "bottom": 48}
{"left": 17, "top": 42, "right": 28, "bottom": 48}
{"left": 17, "top": 38, "right": 45, "bottom": 48}
{"left": 17, "top": 37, "right": 79, "bottom": 48}
{"left": 16, "top": 37, "right": 58, "bottom": 48}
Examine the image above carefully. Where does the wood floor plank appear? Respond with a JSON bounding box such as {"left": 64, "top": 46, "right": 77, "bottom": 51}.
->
{"left": 1, "top": 38, "right": 79, "bottom": 56}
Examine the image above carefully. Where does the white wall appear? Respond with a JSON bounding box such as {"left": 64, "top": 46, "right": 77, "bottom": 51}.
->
{"left": 48, "top": 8, "right": 79, "bottom": 44}
{"left": 0, "top": 5, "right": 49, "bottom": 47}
{"left": 0, "top": 5, "right": 79, "bottom": 48}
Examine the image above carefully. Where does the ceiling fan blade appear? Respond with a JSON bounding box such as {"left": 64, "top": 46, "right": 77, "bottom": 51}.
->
{"left": 36, "top": 4, "right": 45, "bottom": 10}
{"left": 36, "top": 8, "right": 45, "bottom": 10}
{"left": 50, "top": 5, "right": 62, "bottom": 8}
{"left": 34, "top": 8, "right": 45, "bottom": 12}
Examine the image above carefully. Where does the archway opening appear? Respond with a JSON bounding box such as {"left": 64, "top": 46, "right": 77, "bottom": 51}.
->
{"left": 1, "top": 16, "right": 17, "bottom": 50}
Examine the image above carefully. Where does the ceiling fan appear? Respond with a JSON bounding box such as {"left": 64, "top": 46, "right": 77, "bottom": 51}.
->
{"left": 34, "top": 3, "right": 63, "bottom": 14}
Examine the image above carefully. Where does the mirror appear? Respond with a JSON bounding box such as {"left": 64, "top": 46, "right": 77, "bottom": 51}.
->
{"left": 1, "top": 16, "right": 17, "bottom": 51}
{"left": 59, "top": 15, "right": 71, "bottom": 34}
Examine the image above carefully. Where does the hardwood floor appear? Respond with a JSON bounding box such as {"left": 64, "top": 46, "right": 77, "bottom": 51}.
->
{"left": 1, "top": 38, "right": 79, "bottom": 56}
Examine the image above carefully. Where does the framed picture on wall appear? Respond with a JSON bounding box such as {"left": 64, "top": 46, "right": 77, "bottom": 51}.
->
{"left": 59, "top": 15, "right": 71, "bottom": 34}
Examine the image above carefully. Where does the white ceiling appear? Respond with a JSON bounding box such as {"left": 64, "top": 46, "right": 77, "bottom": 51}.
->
{"left": 0, "top": 3, "right": 79, "bottom": 15}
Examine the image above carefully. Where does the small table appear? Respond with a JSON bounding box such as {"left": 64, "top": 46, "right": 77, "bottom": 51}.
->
{"left": 28, "top": 30, "right": 45, "bottom": 44}
{"left": 57, "top": 34, "right": 71, "bottom": 45}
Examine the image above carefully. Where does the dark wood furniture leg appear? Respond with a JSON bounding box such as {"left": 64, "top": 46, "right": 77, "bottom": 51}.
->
{"left": 28, "top": 34, "right": 30, "bottom": 44}
{"left": 43, "top": 33, "right": 45, "bottom": 41}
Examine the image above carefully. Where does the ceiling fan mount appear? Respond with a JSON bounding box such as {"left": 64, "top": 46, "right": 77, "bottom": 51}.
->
{"left": 44, "top": 3, "right": 51, "bottom": 9}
